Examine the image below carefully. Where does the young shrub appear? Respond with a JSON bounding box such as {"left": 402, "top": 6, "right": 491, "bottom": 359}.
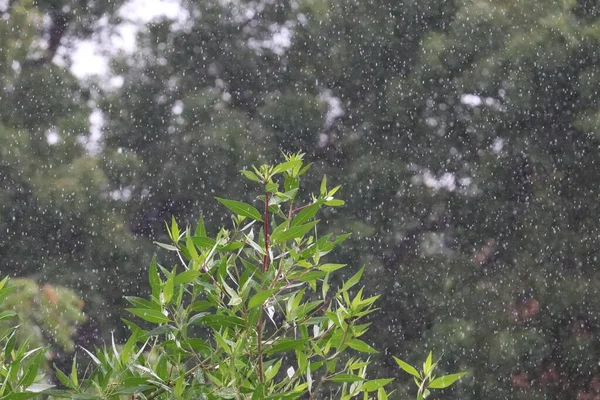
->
{"left": 49, "top": 154, "right": 391, "bottom": 399}
{"left": 40, "top": 155, "right": 465, "bottom": 399}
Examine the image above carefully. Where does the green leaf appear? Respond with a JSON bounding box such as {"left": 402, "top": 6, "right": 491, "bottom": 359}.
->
{"left": 170, "top": 216, "right": 180, "bottom": 241}
{"left": 424, "top": 351, "right": 433, "bottom": 374}
{"left": 348, "top": 339, "right": 378, "bottom": 353}
{"left": 363, "top": 379, "right": 394, "bottom": 392}
{"left": 220, "top": 241, "right": 245, "bottom": 251}
{"left": 340, "top": 267, "right": 365, "bottom": 293}
{"left": 191, "top": 236, "right": 217, "bottom": 249}
{"left": 154, "top": 242, "right": 178, "bottom": 251}
{"left": 271, "top": 220, "right": 319, "bottom": 244}
{"left": 266, "top": 338, "right": 308, "bottom": 355}
{"left": 0, "top": 310, "right": 17, "bottom": 322}
{"left": 428, "top": 372, "right": 467, "bottom": 389}
{"left": 325, "top": 199, "right": 345, "bottom": 206}
{"left": 149, "top": 257, "right": 161, "bottom": 299}
{"left": 318, "top": 263, "right": 346, "bottom": 273}
{"left": 184, "top": 338, "right": 211, "bottom": 355}
{"left": 298, "top": 162, "right": 313, "bottom": 176}
{"left": 173, "top": 270, "right": 201, "bottom": 285}
{"left": 377, "top": 387, "right": 389, "bottom": 400}
{"left": 248, "top": 289, "right": 278, "bottom": 309}
{"left": 20, "top": 348, "right": 44, "bottom": 387}
{"left": 121, "top": 318, "right": 146, "bottom": 337}
{"left": 195, "top": 215, "right": 207, "bottom": 237}
{"left": 322, "top": 273, "right": 330, "bottom": 300}
{"left": 0, "top": 290, "right": 14, "bottom": 311}
{"left": 291, "top": 202, "right": 321, "bottom": 227}
{"left": 54, "top": 366, "right": 74, "bottom": 390}
{"left": 327, "top": 185, "right": 342, "bottom": 197}
{"left": 265, "top": 182, "right": 279, "bottom": 193}
{"left": 186, "top": 234, "right": 199, "bottom": 260}
{"left": 241, "top": 169, "right": 261, "bottom": 182}
{"left": 393, "top": 357, "right": 421, "bottom": 379}
{"left": 141, "top": 324, "right": 177, "bottom": 338}
{"left": 190, "top": 300, "right": 214, "bottom": 312}
{"left": 213, "top": 388, "right": 237, "bottom": 399}
{"left": 272, "top": 159, "right": 302, "bottom": 175}
{"left": 328, "top": 374, "right": 364, "bottom": 383}
{"left": 320, "top": 175, "right": 327, "bottom": 196}
{"left": 163, "top": 275, "right": 174, "bottom": 304}
{"left": 25, "top": 383, "right": 54, "bottom": 393}
{"left": 126, "top": 308, "right": 170, "bottom": 324}
{"left": 293, "top": 270, "right": 327, "bottom": 283}
{"left": 70, "top": 355, "right": 79, "bottom": 387}
{"left": 264, "top": 359, "right": 282, "bottom": 382}
{"left": 125, "top": 296, "right": 159, "bottom": 310}
{"left": 194, "top": 315, "right": 246, "bottom": 329}
{"left": 215, "top": 197, "right": 263, "bottom": 221}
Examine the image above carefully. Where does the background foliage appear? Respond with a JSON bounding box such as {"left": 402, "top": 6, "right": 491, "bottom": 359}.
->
{"left": 2, "top": 0, "right": 600, "bottom": 398}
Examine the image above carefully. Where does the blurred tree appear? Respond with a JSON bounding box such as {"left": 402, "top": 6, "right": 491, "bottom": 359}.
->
{"left": 3, "top": 0, "right": 600, "bottom": 398}
{"left": 97, "top": 0, "right": 600, "bottom": 398}
{"left": 0, "top": 278, "right": 86, "bottom": 357}
{"left": 376, "top": 1, "right": 600, "bottom": 398}
{"left": 0, "top": 0, "right": 149, "bottom": 341}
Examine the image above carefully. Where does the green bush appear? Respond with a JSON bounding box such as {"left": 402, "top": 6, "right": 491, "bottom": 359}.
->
{"left": 0, "top": 155, "right": 464, "bottom": 399}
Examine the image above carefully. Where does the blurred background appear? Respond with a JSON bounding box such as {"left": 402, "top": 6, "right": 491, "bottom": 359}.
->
{"left": 1, "top": 0, "right": 600, "bottom": 398}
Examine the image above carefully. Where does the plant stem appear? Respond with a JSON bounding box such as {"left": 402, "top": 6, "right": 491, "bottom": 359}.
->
{"left": 257, "top": 312, "right": 264, "bottom": 383}
{"left": 291, "top": 203, "right": 312, "bottom": 215}
{"left": 263, "top": 191, "right": 270, "bottom": 272}
{"left": 257, "top": 187, "right": 271, "bottom": 384}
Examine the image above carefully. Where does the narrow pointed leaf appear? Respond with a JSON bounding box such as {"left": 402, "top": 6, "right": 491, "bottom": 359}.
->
{"left": 363, "top": 379, "right": 394, "bottom": 392}
{"left": 394, "top": 357, "right": 421, "bottom": 379}
{"left": 248, "top": 289, "right": 278, "bottom": 309}
{"left": 241, "top": 170, "right": 261, "bottom": 182}
{"left": 191, "top": 236, "right": 217, "bottom": 249}
{"left": 328, "top": 374, "right": 364, "bottom": 383}
{"left": 348, "top": 339, "right": 378, "bottom": 353}
{"left": 149, "top": 257, "right": 161, "bottom": 299}
{"left": 195, "top": 215, "right": 207, "bottom": 237}
{"left": 428, "top": 372, "right": 467, "bottom": 389}
{"left": 271, "top": 220, "right": 319, "bottom": 244}
{"left": 272, "top": 160, "right": 302, "bottom": 175}
{"left": 173, "top": 270, "right": 201, "bottom": 285}
{"left": 340, "top": 267, "right": 365, "bottom": 293}
{"left": 291, "top": 202, "right": 321, "bottom": 227}
{"left": 163, "top": 275, "right": 174, "bottom": 304}
{"left": 215, "top": 197, "right": 263, "bottom": 221}
{"left": 318, "top": 263, "right": 346, "bottom": 273}
{"left": 126, "top": 308, "right": 170, "bottom": 324}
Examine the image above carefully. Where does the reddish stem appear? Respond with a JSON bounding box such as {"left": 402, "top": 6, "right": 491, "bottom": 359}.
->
{"left": 291, "top": 203, "right": 312, "bottom": 215}
{"left": 258, "top": 188, "right": 271, "bottom": 383}
{"left": 263, "top": 191, "right": 270, "bottom": 272}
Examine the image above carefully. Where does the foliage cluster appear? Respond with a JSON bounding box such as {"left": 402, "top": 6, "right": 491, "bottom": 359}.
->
{"left": 1, "top": 159, "right": 464, "bottom": 399}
